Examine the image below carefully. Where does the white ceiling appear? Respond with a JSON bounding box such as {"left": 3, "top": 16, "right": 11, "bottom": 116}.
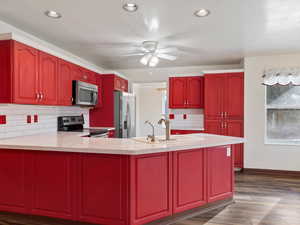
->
{"left": 0, "top": 0, "right": 300, "bottom": 70}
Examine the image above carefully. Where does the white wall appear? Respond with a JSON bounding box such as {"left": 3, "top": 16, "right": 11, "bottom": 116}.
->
{"left": 0, "top": 105, "right": 89, "bottom": 139}
{"left": 133, "top": 83, "right": 166, "bottom": 137}
{"left": 120, "top": 64, "right": 242, "bottom": 82}
{"left": 245, "top": 54, "right": 300, "bottom": 171}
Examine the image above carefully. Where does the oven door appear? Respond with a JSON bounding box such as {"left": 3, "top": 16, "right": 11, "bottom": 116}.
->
{"left": 73, "top": 80, "right": 98, "bottom": 106}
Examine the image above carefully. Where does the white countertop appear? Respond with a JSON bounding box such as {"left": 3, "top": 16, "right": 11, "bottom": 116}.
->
{"left": 0, "top": 132, "right": 244, "bottom": 155}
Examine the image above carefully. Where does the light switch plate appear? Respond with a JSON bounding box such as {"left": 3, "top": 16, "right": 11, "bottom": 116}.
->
{"left": 226, "top": 147, "right": 231, "bottom": 157}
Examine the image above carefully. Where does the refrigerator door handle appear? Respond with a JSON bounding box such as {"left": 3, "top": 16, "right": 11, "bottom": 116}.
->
{"left": 124, "top": 121, "right": 128, "bottom": 130}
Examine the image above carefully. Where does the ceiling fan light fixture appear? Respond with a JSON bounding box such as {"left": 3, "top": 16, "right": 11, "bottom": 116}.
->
{"left": 44, "top": 10, "right": 62, "bottom": 19}
{"left": 140, "top": 54, "right": 152, "bottom": 65}
{"left": 148, "top": 56, "right": 159, "bottom": 67}
{"left": 194, "top": 9, "right": 210, "bottom": 17}
{"left": 123, "top": 3, "right": 138, "bottom": 12}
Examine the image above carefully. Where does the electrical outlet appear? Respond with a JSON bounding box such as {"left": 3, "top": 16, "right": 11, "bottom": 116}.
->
{"left": 226, "top": 147, "right": 231, "bottom": 157}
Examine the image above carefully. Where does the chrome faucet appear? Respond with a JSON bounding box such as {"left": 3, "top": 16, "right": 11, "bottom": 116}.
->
{"left": 145, "top": 120, "right": 155, "bottom": 143}
{"left": 158, "top": 118, "right": 171, "bottom": 141}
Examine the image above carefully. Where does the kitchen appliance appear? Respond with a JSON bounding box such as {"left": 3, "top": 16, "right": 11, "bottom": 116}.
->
{"left": 72, "top": 80, "right": 98, "bottom": 106}
{"left": 114, "top": 91, "right": 136, "bottom": 138}
{"left": 58, "top": 115, "right": 109, "bottom": 138}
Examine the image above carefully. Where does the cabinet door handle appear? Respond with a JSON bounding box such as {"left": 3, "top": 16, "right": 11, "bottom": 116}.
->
{"left": 36, "top": 93, "right": 40, "bottom": 100}
{"left": 224, "top": 112, "right": 228, "bottom": 117}
{"left": 40, "top": 93, "right": 44, "bottom": 100}
{"left": 224, "top": 122, "right": 227, "bottom": 128}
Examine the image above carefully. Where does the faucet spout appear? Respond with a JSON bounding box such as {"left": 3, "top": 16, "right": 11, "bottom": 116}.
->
{"left": 145, "top": 120, "right": 155, "bottom": 142}
{"left": 158, "top": 118, "right": 171, "bottom": 141}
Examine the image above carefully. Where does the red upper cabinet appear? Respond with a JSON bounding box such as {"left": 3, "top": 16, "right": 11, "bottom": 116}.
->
{"left": 204, "top": 73, "right": 244, "bottom": 120}
{"left": 204, "top": 75, "right": 224, "bottom": 119}
{"left": 58, "top": 59, "right": 72, "bottom": 106}
{"left": 169, "top": 77, "right": 186, "bottom": 108}
{"left": 38, "top": 51, "right": 58, "bottom": 105}
{"left": 13, "top": 41, "right": 39, "bottom": 104}
{"left": 114, "top": 75, "right": 128, "bottom": 92}
{"left": 169, "top": 76, "right": 204, "bottom": 109}
{"left": 224, "top": 73, "right": 244, "bottom": 120}
{"left": 186, "top": 77, "right": 204, "bottom": 108}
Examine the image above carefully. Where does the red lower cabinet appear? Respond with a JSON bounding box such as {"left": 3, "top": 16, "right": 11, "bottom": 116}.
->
{"left": 0, "top": 148, "right": 234, "bottom": 225}
{"left": 173, "top": 149, "right": 207, "bottom": 213}
{"left": 30, "top": 152, "right": 75, "bottom": 220}
{"left": 0, "top": 150, "right": 30, "bottom": 213}
{"left": 77, "top": 154, "right": 129, "bottom": 225}
{"left": 129, "top": 153, "right": 172, "bottom": 225}
{"left": 207, "top": 145, "right": 234, "bottom": 203}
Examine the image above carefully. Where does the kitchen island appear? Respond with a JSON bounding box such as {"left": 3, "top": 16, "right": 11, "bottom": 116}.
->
{"left": 0, "top": 133, "right": 244, "bottom": 225}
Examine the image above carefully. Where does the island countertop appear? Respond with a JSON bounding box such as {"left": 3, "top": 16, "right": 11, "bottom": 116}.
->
{"left": 0, "top": 132, "right": 244, "bottom": 155}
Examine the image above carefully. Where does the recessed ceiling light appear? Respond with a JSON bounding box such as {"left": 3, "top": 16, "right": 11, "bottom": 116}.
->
{"left": 194, "top": 9, "right": 210, "bottom": 17}
{"left": 123, "top": 3, "right": 138, "bottom": 12}
{"left": 44, "top": 10, "right": 62, "bottom": 19}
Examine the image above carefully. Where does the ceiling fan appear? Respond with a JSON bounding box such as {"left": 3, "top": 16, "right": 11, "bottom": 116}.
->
{"left": 126, "top": 41, "right": 178, "bottom": 67}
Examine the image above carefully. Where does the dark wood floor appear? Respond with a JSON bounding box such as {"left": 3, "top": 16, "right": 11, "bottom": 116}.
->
{"left": 0, "top": 172, "right": 300, "bottom": 225}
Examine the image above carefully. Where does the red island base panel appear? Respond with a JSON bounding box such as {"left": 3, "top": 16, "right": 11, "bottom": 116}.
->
{"left": 0, "top": 145, "right": 235, "bottom": 225}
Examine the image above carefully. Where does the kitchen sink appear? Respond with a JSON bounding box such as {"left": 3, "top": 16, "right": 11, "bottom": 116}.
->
{"left": 132, "top": 137, "right": 176, "bottom": 144}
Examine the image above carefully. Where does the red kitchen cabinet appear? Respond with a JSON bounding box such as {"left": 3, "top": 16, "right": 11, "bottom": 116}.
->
{"left": 0, "top": 39, "right": 101, "bottom": 106}
{"left": 0, "top": 150, "right": 30, "bottom": 214}
{"left": 204, "top": 75, "right": 224, "bottom": 120}
{"left": 171, "top": 130, "right": 204, "bottom": 135}
{"left": 225, "top": 74, "right": 244, "bottom": 120}
{"left": 169, "top": 76, "right": 204, "bottom": 109}
{"left": 58, "top": 59, "right": 72, "bottom": 106}
{"left": 38, "top": 51, "right": 58, "bottom": 105}
{"left": 226, "top": 120, "right": 244, "bottom": 168}
{"left": 129, "top": 153, "right": 172, "bottom": 225}
{"left": 13, "top": 41, "right": 39, "bottom": 104}
{"left": 114, "top": 75, "right": 129, "bottom": 92}
{"left": 90, "top": 74, "right": 129, "bottom": 127}
{"left": 30, "top": 152, "right": 75, "bottom": 220}
{"left": 169, "top": 77, "right": 186, "bottom": 108}
{"left": 186, "top": 77, "right": 204, "bottom": 108}
{"left": 207, "top": 145, "right": 234, "bottom": 203}
{"left": 205, "top": 73, "right": 243, "bottom": 120}
{"left": 0, "top": 148, "right": 235, "bottom": 225}
{"left": 204, "top": 72, "right": 244, "bottom": 169}
{"left": 173, "top": 149, "right": 207, "bottom": 213}
{"left": 205, "top": 120, "right": 223, "bottom": 135}
{"left": 77, "top": 154, "right": 129, "bottom": 225}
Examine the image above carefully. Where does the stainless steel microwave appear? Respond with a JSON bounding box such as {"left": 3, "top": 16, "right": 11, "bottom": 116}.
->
{"left": 72, "top": 80, "right": 98, "bottom": 106}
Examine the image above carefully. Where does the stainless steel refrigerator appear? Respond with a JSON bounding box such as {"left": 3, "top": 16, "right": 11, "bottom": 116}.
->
{"left": 114, "top": 91, "right": 136, "bottom": 138}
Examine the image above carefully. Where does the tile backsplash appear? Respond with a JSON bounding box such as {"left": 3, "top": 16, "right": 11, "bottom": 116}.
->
{"left": 0, "top": 104, "right": 89, "bottom": 139}
{"left": 169, "top": 109, "right": 204, "bottom": 130}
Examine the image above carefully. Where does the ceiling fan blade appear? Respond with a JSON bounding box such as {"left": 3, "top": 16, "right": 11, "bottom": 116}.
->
{"left": 157, "top": 53, "right": 177, "bottom": 61}
{"left": 157, "top": 47, "right": 178, "bottom": 54}
{"left": 121, "top": 53, "right": 145, "bottom": 57}
{"left": 140, "top": 54, "right": 152, "bottom": 65}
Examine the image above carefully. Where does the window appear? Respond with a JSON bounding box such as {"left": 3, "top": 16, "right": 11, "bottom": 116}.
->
{"left": 266, "top": 84, "right": 300, "bottom": 144}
